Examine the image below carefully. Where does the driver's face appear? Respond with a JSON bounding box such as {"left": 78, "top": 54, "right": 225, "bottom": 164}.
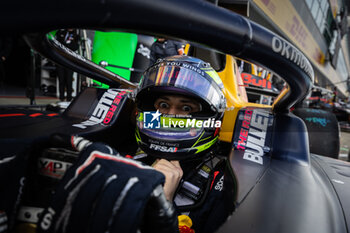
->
{"left": 154, "top": 95, "right": 201, "bottom": 115}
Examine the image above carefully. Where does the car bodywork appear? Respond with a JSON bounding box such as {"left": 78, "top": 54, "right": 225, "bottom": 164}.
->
{"left": 0, "top": 0, "right": 350, "bottom": 233}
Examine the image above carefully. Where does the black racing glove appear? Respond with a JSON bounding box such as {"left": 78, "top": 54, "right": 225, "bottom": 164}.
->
{"left": 38, "top": 135, "right": 178, "bottom": 233}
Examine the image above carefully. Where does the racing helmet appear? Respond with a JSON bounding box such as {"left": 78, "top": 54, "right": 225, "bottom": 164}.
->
{"left": 135, "top": 55, "right": 226, "bottom": 161}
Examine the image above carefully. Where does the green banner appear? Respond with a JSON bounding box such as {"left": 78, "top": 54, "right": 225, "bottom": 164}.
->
{"left": 92, "top": 31, "right": 138, "bottom": 87}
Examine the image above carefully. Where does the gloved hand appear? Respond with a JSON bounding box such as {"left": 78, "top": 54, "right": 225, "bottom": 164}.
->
{"left": 37, "top": 138, "right": 177, "bottom": 233}
{"left": 152, "top": 159, "right": 183, "bottom": 201}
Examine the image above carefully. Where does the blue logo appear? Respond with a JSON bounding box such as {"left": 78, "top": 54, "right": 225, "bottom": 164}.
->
{"left": 305, "top": 117, "right": 330, "bottom": 127}
{"left": 144, "top": 110, "right": 161, "bottom": 129}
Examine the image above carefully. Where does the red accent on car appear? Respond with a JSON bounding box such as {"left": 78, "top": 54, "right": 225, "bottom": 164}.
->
{"left": 47, "top": 113, "right": 59, "bottom": 117}
{"left": 0, "top": 113, "right": 25, "bottom": 117}
{"left": 210, "top": 171, "right": 220, "bottom": 190}
{"left": 29, "top": 113, "right": 43, "bottom": 117}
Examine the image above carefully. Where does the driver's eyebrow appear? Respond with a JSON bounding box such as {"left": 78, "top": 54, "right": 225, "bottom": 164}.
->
{"left": 158, "top": 96, "right": 196, "bottom": 104}
{"left": 179, "top": 99, "right": 194, "bottom": 103}
{"left": 179, "top": 99, "right": 200, "bottom": 106}
{"left": 158, "top": 96, "right": 170, "bottom": 101}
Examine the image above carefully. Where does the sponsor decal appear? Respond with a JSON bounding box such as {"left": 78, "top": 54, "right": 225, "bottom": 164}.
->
{"left": 38, "top": 158, "right": 72, "bottom": 179}
{"left": 242, "top": 73, "right": 272, "bottom": 90}
{"left": 149, "top": 143, "right": 178, "bottom": 153}
{"left": 305, "top": 109, "right": 322, "bottom": 113}
{"left": 40, "top": 207, "right": 55, "bottom": 231}
{"left": 154, "top": 61, "right": 206, "bottom": 77}
{"left": 73, "top": 89, "right": 129, "bottom": 129}
{"left": 215, "top": 175, "right": 224, "bottom": 191}
{"left": 305, "top": 117, "right": 330, "bottom": 127}
{"left": 103, "top": 90, "right": 129, "bottom": 125}
{"left": 237, "top": 110, "right": 253, "bottom": 150}
{"left": 237, "top": 109, "right": 271, "bottom": 165}
{"left": 272, "top": 37, "right": 314, "bottom": 79}
{"left": 178, "top": 215, "right": 195, "bottom": 233}
{"left": 143, "top": 110, "right": 221, "bottom": 129}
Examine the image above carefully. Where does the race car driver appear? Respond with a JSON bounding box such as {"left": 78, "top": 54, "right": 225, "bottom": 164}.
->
{"left": 134, "top": 55, "right": 234, "bottom": 233}
{"left": 37, "top": 55, "right": 234, "bottom": 233}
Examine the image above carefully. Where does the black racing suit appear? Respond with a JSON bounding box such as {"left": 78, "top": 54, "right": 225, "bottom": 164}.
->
{"left": 133, "top": 152, "right": 235, "bottom": 233}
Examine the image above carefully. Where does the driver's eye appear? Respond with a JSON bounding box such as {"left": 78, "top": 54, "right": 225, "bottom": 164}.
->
{"left": 159, "top": 102, "right": 169, "bottom": 109}
{"left": 182, "top": 105, "right": 192, "bottom": 112}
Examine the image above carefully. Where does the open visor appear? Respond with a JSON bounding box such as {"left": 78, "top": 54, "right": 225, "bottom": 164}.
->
{"left": 139, "top": 64, "right": 226, "bottom": 113}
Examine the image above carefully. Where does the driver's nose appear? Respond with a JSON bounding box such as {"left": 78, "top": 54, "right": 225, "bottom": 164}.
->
{"left": 167, "top": 106, "right": 178, "bottom": 115}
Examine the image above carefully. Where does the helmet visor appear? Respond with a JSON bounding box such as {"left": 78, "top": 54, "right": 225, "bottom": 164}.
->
{"left": 139, "top": 64, "right": 225, "bottom": 112}
{"left": 137, "top": 113, "right": 207, "bottom": 139}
